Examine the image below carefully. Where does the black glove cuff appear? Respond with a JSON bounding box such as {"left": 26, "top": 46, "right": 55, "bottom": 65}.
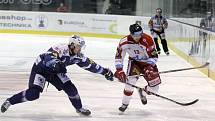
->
{"left": 101, "top": 68, "right": 108, "bottom": 75}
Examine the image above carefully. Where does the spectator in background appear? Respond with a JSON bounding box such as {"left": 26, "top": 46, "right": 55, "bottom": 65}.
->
{"left": 189, "top": 11, "right": 214, "bottom": 56}
{"left": 200, "top": 11, "right": 213, "bottom": 31}
{"left": 199, "top": 11, "right": 214, "bottom": 54}
{"left": 105, "top": 2, "right": 120, "bottom": 14}
{"left": 199, "top": 11, "right": 215, "bottom": 44}
{"left": 56, "top": 2, "right": 69, "bottom": 12}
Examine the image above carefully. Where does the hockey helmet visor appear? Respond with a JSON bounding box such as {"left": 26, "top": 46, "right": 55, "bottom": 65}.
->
{"left": 129, "top": 23, "right": 143, "bottom": 37}
{"left": 131, "top": 30, "right": 143, "bottom": 37}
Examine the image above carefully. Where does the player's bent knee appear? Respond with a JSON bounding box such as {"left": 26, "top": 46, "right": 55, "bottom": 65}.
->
{"left": 125, "top": 77, "right": 137, "bottom": 92}
{"left": 147, "top": 85, "right": 159, "bottom": 94}
{"left": 62, "top": 81, "right": 78, "bottom": 97}
{"left": 25, "top": 88, "right": 40, "bottom": 101}
{"left": 124, "top": 90, "right": 133, "bottom": 96}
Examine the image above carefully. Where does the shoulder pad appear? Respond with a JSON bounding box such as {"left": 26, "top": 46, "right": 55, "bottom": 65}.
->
{"left": 52, "top": 44, "right": 70, "bottom": 57}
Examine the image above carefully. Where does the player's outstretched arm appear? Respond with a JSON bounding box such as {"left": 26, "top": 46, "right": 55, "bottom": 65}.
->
{"left": 77, "top": 57, "right": 113, "bottom": 81}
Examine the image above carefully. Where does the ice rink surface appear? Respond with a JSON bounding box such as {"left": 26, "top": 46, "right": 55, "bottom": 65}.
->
{"left": 0, "top": 33, "right": 215, "bottom": 121}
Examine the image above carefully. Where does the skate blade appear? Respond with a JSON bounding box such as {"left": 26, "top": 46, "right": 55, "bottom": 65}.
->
{"left": 77, "top": 113, "right": 92, "bottom": 117}
{"left": 118, "top": 111, "right": 125, "bottom": 115}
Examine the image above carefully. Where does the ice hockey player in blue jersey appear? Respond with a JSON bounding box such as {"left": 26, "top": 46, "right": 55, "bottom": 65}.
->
{"left": 1, "top": 35, "right": 114, "bottom": 116}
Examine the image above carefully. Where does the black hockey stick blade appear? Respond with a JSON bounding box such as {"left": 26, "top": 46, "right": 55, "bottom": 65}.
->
{"left": 176, "top": 99, "right": 199, "bottom": 106}
{"left": 149, "top": 91, "right": 199, "bottom": 106}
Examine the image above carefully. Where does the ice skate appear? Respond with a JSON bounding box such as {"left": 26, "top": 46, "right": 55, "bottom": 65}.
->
{"left": 119, "top": 104, "right": 128, "bottom": 112}
{"left": 165, "top": 51, "right": 170, "bottom": 56}
{"left": 76, "top": 108, "right": 91, "bottom": 116}
{"left": 138, "top": 89, "right": 147, "bottom": 105}
{"left": 1, "top": 99, "right": 11, "bottom": 113}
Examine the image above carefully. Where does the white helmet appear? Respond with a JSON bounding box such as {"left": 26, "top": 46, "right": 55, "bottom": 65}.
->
{"left": 69, "top": 35, "right": 85, "bottom": 48}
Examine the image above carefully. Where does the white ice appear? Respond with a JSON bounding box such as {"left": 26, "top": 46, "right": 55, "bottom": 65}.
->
{"left": 0, "top": 33, "right": 215, "bottom": 121}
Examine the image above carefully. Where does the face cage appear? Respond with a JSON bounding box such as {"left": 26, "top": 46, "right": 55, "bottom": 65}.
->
{"left": 69, "top": 43, "right": 86, "bottom": 54}
{"left": 76, "top": 43, "right": 86, "bottom": 53}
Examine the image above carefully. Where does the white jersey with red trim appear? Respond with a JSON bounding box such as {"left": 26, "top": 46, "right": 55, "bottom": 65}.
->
{"left": 115, "top": 33, "right": 158, "bottom": 69}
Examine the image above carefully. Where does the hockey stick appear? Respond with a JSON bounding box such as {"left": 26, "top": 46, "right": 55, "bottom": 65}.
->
{"left": 129, "top": 62, "right": 209, "bottom": 78}
{"left": 125, "top": 82, "right": 199, "bottom": 106}
{"left": 159, "top": 62, "right": 209, "bottom": 74}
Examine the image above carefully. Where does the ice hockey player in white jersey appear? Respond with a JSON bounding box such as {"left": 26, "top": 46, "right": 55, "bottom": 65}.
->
{"left": 148, "top": 8, "right": 169, "bottom": 55}
{"left": 114, "top": 24, "right": 161, "bottom": 112}
{"left": 1, "top": 35, "right": 113, "bottom": 116}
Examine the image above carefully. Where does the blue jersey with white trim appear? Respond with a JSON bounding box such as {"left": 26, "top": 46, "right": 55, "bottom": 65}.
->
{"left": 35, "top": 43, "right": 104, "bottom": 74}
